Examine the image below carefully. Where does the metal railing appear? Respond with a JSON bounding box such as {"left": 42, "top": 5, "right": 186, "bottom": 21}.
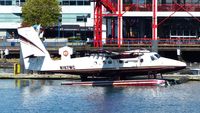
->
{"left": 123, "top": 3, "right": 200, "bottom": 11}
{"left": 158, "top": 4, "right": 200, "bottom": 11}
{"left": 123, "top": 4, "right": 152, "bottom": 11}
{"left": 1, "top": 38, "right": 200, "bottom": 51}
{"left": 106, "top": 38, "right": 200, "bottom": 46}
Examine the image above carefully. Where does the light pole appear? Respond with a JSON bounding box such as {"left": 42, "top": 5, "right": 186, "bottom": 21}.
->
{"left": 58, "top": 16, "right": 61, "bottom": 38}
{"left": 83, "top": 15, "right": 87, "bottom": 41}
{"left": 57, "top": 16, "right": 62, "bottom": 47}
{"left": 83, "top": 14, "right": 90, "bottom": 41}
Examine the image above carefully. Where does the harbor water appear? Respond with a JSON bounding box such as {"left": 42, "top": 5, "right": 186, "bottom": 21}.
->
{"left": 0, "top": 79, "right": 200, "bottom": 113}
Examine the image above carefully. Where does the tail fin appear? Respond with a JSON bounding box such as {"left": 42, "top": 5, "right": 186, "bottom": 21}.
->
{"left": 18, "top": 26, "right": 50, "bottom": 58}
{"left": 18, "top": 26, "right": 50, "bottom": 70}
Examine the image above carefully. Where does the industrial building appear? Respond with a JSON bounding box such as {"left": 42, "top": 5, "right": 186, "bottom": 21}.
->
{"left": 0, "top": 0, "right": 200, "bottom": 47}
{"left": 0, "top": 0, "right": 94, "bottom": 39}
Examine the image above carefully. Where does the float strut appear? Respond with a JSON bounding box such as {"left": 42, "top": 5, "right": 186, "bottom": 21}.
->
{"left": 160, "top": 73, "right": 163, "bottom": 79}
{"left": 153, "top": 74, "right": 157, "bottom": 79}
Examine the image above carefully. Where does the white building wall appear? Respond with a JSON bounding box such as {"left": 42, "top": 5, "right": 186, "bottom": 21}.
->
{"left": 0, "top": 6, "right": 21, "bottom": 13}
{"left": 0, "top": 5, "right": 200, "bottom": 30}
{"left": 0, "top": 4, "right": 94, "bottom": 29}
{"left": 0, "top": 6, "right": 22, "bottom": 29}
{"left": 0, "top": 2, "right": 200, "bottom": 38}
{"left": 62, "top": 5, "right": 94, "bottom": 27}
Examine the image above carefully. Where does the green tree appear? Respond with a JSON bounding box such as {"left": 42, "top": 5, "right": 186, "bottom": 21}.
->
{"left": 22, "top": 0, "right": 61, "bottom": 27}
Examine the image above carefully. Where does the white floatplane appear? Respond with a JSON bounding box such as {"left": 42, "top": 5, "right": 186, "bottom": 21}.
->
{"left": 17, "top": 26, "right": 186, "bottom": 80}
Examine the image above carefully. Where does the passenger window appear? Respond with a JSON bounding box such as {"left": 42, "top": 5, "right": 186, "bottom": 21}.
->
{"left": 150, "top": 56, "right": 155, "bottom": 61}
{"left": 119, "top": 60, "right": 123, "bottom": 64}
{"left": 140, "top": 59, "right": 143, "bottom": 63}
{"left": 108, "top": 60, "right": 112, "bottom": 64}
{"left": 154, "top": 54, "right": 160, "bottom": 59}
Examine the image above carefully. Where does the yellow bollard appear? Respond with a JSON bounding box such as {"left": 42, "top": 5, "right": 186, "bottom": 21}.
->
{"left": 14, "top": 63, "right": 20, "bottom": 75}
{"left": 17, "top": 63, "right": 20, "bottom": 74}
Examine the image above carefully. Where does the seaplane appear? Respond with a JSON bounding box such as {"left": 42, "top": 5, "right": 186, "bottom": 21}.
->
{"left": 17, "top": 26, "right": 186, "bottom": 81}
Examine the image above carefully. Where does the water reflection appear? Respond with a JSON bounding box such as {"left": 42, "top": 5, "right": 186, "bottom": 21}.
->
{"left": 101, "top": 87, "right": 125, "bottom": 113}
{"left": 1, "top": 80, "right": 200, "bottom": 113}
{"left": 15, "top": 79, "right": 56, "bottom": 89}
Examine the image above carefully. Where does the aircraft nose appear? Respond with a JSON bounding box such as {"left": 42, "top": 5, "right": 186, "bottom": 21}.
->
{"left": 161, "top": 57, "right": 187, "bottom": 71}
{"left": 175, "top": 61, "right": 187, "bottom": 69}
{"left": 178, "top": 61, "right": 187, "bottom": 67}
{"left": 161, "top": 57, "right": 186, "bottom": 67}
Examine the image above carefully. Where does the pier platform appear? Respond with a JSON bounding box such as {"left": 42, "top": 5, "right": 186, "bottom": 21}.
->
{"left": 61, "top": 79, "right": 166, "bottom": 86}
{"left": 163, "top": 74, "right": 200, "bottom": 81}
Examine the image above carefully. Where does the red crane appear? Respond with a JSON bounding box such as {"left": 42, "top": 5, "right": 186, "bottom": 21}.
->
{"left": 93, "top": 0, "right": 200, "bottom": 48}
{"left": 93, "top": 0, "right": 117, "bottom": 47}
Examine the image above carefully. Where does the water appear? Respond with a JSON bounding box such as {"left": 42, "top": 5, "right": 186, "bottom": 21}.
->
{"left": 0, "top": 79, "right": 200, "bottom": 113}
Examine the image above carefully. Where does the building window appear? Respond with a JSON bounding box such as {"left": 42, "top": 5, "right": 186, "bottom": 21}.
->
{"left": 0, "top": 13, "right": 21, "bottom": 23}
{"left": 77, "top": 16, "right": 84, "bottom": 22}
{"left": 16, "top": 0, "right": 26, "bottom": 6}
{"left": 0, "top": 0, "right": 2, "bottom": 4}
{"left": 69, "top": 1, "right": 75, "bottom": 5}
{"left": 63, "top": 13, "right": 89, "bottom": 23}
{"left": 63, "top": 1, "right": 69, "bottom": 5}
{"left": 84, "top": 0, "right": 90, "bottom": 5}
{"left": 0, "top": 0, "right": 12, "bottom": 5}
{"left": 76, "top": 14, "right": 90, "bottom": 22}
{"left": 77, "top": 1, "right": 83, "bottom": 5}
{"left": 62, "top": 0, "right": 90, "bottom": 6}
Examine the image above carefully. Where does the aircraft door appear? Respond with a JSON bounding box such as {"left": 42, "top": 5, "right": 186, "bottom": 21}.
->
{"left": 137, "top": 55, "right": 143, "bottom": 67}
{"left": 115, "top": 59, "right": 120, "bottom": 69}
{"left": 109, "top": 59, "right": 119, "bottom": 69}
{"left": 138, "top": 57, "right": 144, "bottom": 67}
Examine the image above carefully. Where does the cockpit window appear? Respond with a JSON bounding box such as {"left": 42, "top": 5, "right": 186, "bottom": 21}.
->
{"left": 150, "top": 56, "right": 155, "bottom": 61}
{"left": 119, "top": 60, "right": 123, "bottom": 64}
{"left": 154, "top": 54, "right": 160, "bottom": 59}
{"left": 140, "top": 59, "right": 143, "bottom": 63}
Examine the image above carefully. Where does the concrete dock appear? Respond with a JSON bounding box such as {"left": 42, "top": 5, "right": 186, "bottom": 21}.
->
{"left": 163, "top": 74, "right": 200, "bottom": 81}
{"left": 0, "top": 73, "right": 200, "bottom": 81}
{"left": 0, "top": 73, "right": 80, "bottom": 79}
